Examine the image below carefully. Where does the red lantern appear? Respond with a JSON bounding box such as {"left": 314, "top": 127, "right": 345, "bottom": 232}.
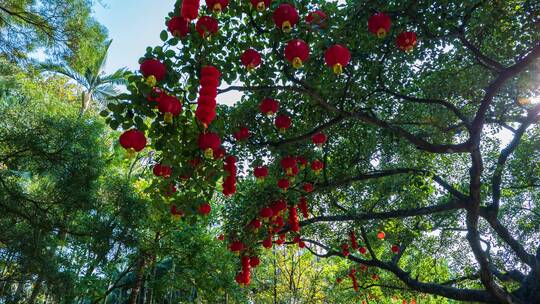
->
{"left": 391, "top": 244, "right": 400, "bottom": 254}
{"left": 119, "top": 129, "right": 147, "bottom": 155}
{"left": 302, "top": 183, "right": 313, "bottom": 193}
{"left": 298, "top": 240, "right": 306, "bottom": 248}
{"left": 306, "top": 10, "right": 327, "bottom": 28}
{"left": 164, "top": 183, "right": 177, "bottom": 197}
{"left": 259, "top": 98, "right": 279, "bottom": 116}
{"left": 262, "top": 235, "right": 273, "bottom": 249}
{"left": 140, "top": 59, "right": 166, "bottom": 86}
{"left": 198, "top": 132, "right": 221, "bottom": 158}
{"left": 158, "top": 94, "right": 182, "bottom": 123}
{"left": 213, "top": 146, "right": 225, "bottom": 159}
{"left": 296, "top": 156, "right": 308, "bottom": 169}
{"left": 196, "top": 16, "right": 219, "bottom": 38}
{"left": 170, "top": 205, "right": 184, "bottom": 217}
{"left": 259, "top": 207, "right": 274, "bottom": 220}
{"left": 240, "top": 49, "right": 262, "bottom": 71}
{"left": 181, "top": 0, "right": 200, "bottom": 20}
{"left": 195, "top": 106, "right": 216, "bottom": 127}
{"left": 271, "top": 199, "right": 287, "bottom": 216}
{"left": 230, "top": 240, "right": 245, "bottom": 252}
{"left": 359, "top": 247, "right": 367, "bottom": 255}
{"left": 280, "top": 156, "right": 298, "bottom": 176}
{"left": 368, "top": 13, "right": 391, "bottom": 38}
{"left": 311, "top": 132, "right": 327, "bottom": 146}
{"left": 396, "top": 31, "right": 417, "bottom": 51}
{"left": 205, "top": 0, "right": 228, "bottom": 13}
{"left": 223, "top": 156, "right": 237, "bottom": 196}
{"left": 250, "top": 218, "right": 262, "bottom": 230}
{"left": 234, "top": 127, "right": 250, "bottom": 141}
{"left": 273, "top": 4, "right": 299, "bottom": 33}
{"left": 250, "top": 0, "right": 271, "bottom": 11}
{"left": 341, "top": 243, "right": 350, "bottom": 257}
{"left": 153, "top": 164, "right": 172, "bottom": 178}
{"left": 288, "top": 205, "right": 300, "bottom": 232}
{"left": 298, "top": 196, "right": 309, "bottom": 218}
{"left": 277, "top": 178, "right": 290, "bottom": 191}
{"left": 196, "top": 66, "right": 220, "bottom": 127}
{"left": 377, "top": 231, "right": 386, "bottom": 240}
{"left": 284, "top": 39, "right": 309, "bottom": 69}
{"left": 372, "top": 274, "right": 379, "bottom": 281}
{"left": 336, "top": 277, "right": 343, "bottom": 284}
{"left": 275, "top": 233, "right": 286, "bottom": 245}
{"left": 167, "top": 16, "right": 190, "bottom": 38}
{"left": 249, "top": 256, "right": 260, "bottom": 267}
{"left": 217, "top": 234, "right": 225, "bottom": 241}
{"left": 199, "top": 203, "right": 211, "bottom": 215}
{"left": 275, "top": 114, "right": 292, "bottom": 133}
{"left": 235, "top": 272, "right": 245, "bottom": 285}
{"left": 254, "top": 166, "right": 269, "bottom": 181}
{"left": 311, "top": 159, "right": 324, "bottom": 174}
{"left": 324, "top": 44, "right": 351, "bottom": 75}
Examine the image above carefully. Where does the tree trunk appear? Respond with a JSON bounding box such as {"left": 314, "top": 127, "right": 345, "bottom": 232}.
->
{"left": 28, "top": 275, "right": 43, "bottom": 304}
{"left": 144, "top": 254, "right": 157, "bottom": 304}
{"left": 128, "top": 255, "right": 146, "bottom": 304}
{"left": 80, "top": 91, "right": 92, "bottom": 115}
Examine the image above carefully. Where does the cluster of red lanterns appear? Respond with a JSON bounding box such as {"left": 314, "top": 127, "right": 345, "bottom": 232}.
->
{"left": 222, "top": 155, "right": 237, "bottom": 196}
{"left": 196, "top": 65, "right": 220, "bottom": 128}
{"left": 367, "top": 12, "right": 418, "bottom": 51}
{"left": 236, "top": 255, "right": 261, "bottom": 286}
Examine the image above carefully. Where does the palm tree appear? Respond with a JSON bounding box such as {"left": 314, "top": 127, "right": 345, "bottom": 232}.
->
{"left": 39, "top": 40, "right": 127, "bottom": 114}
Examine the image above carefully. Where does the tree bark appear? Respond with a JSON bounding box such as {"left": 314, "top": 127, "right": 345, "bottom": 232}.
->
{"left": 128, "top": 255, "right": 146, "bottom": 304}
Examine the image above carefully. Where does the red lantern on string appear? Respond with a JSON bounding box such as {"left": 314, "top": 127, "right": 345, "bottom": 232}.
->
{"left": 280, "top": 156, "right": 298, "bottom": 176}
{"left": 240, "top": 49, "right": 262, "bottom": 71}
{"left": 199, "top": 203, "right": 211, "bottom": 215}
{"left": 341, "top": 243, "right": 350, "bottom": 257}
{"left": 275, "top": 114, "right": 292, "bottom": 133}
{"left": 296, "top": 156, "right": 308, "bottom": 169}
{"left": 234, "top": 127, "right": 250, "bottom": 141}
{"left": 213, "top": 147, "right": 225, "bottom": 159}
{"left": 250, "top": 0, "right": 271, "bottom": 11}
{"left": 140, "top": 59, "right": 166, "bottom": 86}
{"left": 298, "top": 196, "right": 309, "bottom": 218}
{"left": 391, "top": 244, "right": 400, "bottom": 254}
{"left": 273, "top": 4, "right": 299, "bottom": 33}
{"left": 278, "top": 178, "right": 290, "bottom": 191}
{"left": 359, "top": 247, "right": 367, "bottom": 255}
{"left": 311, "top": 159, "right": 324, "bottom": 174}
{"left": 250, "top": 218, "right": 262, "bottom": 230}
{"left": 262, "top": 235, "right": 273, "bottom": 249}
{"left": 170, "top": 205, "right": 184, "bottom": 217}
{"left": 167, "top": 16, "right": 190, "bottom": 38}
{"left": 311, "top": 132, "right": 327, "bottom": 146}
{"left": 205, "top": 0, "right": 228, "bottom": 13}
{"left": 119, "top": 129, "right": 147, "bottom": 155}
{"left": 288, "top": 205, "right": 300, "bottom": 232}
{"left": 396, "top": 31, "right": 417, "bottom": 51}
{"left": 230, "top": 240, "right": 245, "bottom": 253}
{"left": 259, "top": 207, "right": 274, "bottom": 220}
{"left": 195, "top": 106, "right": 216, "bottom": 127}
{"left": 254, "top": 166, "right": 269, "bottom": 181}
{"left": 198, "top": 132, "right": 221, "bottom": 158}
{"left": 196, "top": 16, "right": 219, "bottom": 38}
{"left": 350, "top": 231, "right": 358, "bottom": 250}
{"left": 368, "top": 13, "right": 391, "bottom": 38}
{"left": 181, "top": 0, "right": 200, "bottom": 20}
{"left": 153, "top": 164, "right": 172, "bottom": 178}
{"left": 324, "top": 44, "right": 351, "bottom": 75}
{"left": 249, "top": 256, "right": 260, "bottom": 267}
{"left": 284, "top": 39, "right": 310, "bottom": 69}
{"left": 259, "top": 98, "right": 279, "bottom": 116}
{"left": 306, "top": 10, "right": 327, "bottom": 28}
{"left": 302, "top": 183, "right": 313, "bottom": 193}
{"left": 377, "top": 231, "right": 386, "bottom": 240}
{"left": 196, "top": 66, "right": 220, "bottom": 127}
{"left": 158, "top": 94, "right": 182, "bottom": 123}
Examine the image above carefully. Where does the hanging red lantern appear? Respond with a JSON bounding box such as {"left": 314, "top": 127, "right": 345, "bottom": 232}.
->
{"left": 205, "top": 0, "right": 228, "bottom": 13}
{"left": 181, "top": 0, "right": 200, "bottom": 20}
{"left": 259, "top": 207, "right": 274, "bottom": 220}
{"left": 336, "top": 277, "right": 343, "bottom": 284}
{"left": 195, "top": 106, "right": 216, "bottom": 127}
{"left": 167, "top": 16, "right": 190, "bottom": 38}
{"left": 306, "top": 10, "right": 327, "bottom": 28}
{"left": 170, "top": 205, "right": 184, "bottom": 217}
{"left": 213, "top": 146, "right": 226, "bottom": 159}
{"left": 250, "top": 0, "right": 271, "bottom": 11}
{"left": 230, "top": 240, "right": 245, "bottom": 253}
{"left": 223, "top": 155, "right": 237, "bottom": 196}
{"left": 277, "top": 178, "right": 290, "bottom": 191}
{"left": 262, "top": 235, "right": 273, "bottom": 249}
{"left": 288, "top": 205, "right": 300, "bottom": 232}
{"left": 254, "top": 166, "right": 269, "bottom": 181}
{"left": 271, "top": 199, "right": 287, "bottom": 216}
{"left": 119, "top": 129, "right": 147, "bottom": 155}
{"left": 284, "top": 39, "right": 310, "bottom": 69}
{"left": 296, "top": 156, "right": 308, "bottom": 169}
{"left": 235, "top": 272, "right": 245, "bottom": 285}
{"left": 164, "top": 183, "right": 177, "bottom": 197}
{"left": 259, "top": 98, "right": 279, "bottom": 116}
{"left": 311, "top": 132, "right": 327, "bottom": 146}
{"left": 324, "top": 44, "right": 351, "bottom": 75}
{"left": 275, "top": 233, "right": 286, "bottom": 245}
{"left": 249, "top": 256, "right": 260, "bottom": 267}
{"left": 377, "top": 231, "right": 386, "bottom": 240}
{"left": 372, "top": 274, "right": 379, "bottom": 281}
{"left": 359, "top": 246, "right": 367, "bottom": 255}
{"left": 198, "top": 132, "right": 221, "bottom": 158}
{"left": 302, "top": 183, "right": 313, "bottom": 193}
{"left": 234, "top": 127, "right": 250, "bottom": 141}
{"left": 396, "top": 31, "right": 417, "bottom": 51}
{"left": 240, "top": 49, "right": 262, "bottom": 71}
{"left": 275, "top": 114, "right": 292, "bottom": 133}
{"left": 158, "top": 94, "right": 182, "bottom": 123}
{"left": 196, "top": 16, "right": 219, "bottom": 38}
{"left": 311, "top": 159, "right": 324, "bottom": 174}
{"left": 298, "top": 196, "right": 309, "bottom": 218}
{"left": 341, "top": 243, "right": 350, "bottom": 257}
{"left": 280, "top": 156, "right": 298, "bottom": 176}
{"left": 250, "top": 218, "right": 262, "bottom": 230}
{"left": 153, "top": 164, "right": 172, "bottom": 178}
{"left": 199, "top": 203, "right": 212, "bottom": 215}
{"left": 273, "top": 4, "right": 299, "bottom": 33}
{"left": 298, "top": 240, "right": 306, "bottom": 248}
{"left": 391, "top": 244, "right": 400, "bottom": 254}
{"left": 217, "top": 234, "right": 225, "bottom": 241}
{"left": 140, "top": 59, "right": 166, "bottom": 87}
{"left": 368, "top": 13, "right": 391, "bottom": 38}
{"left": 196, "top": 65, "right": 220, "bottom": 127}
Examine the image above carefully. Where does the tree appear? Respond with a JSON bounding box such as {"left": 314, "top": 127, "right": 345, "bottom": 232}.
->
{"left": 0, "top": 0, "right": 107, "bottom": 67}
{"left": 102, "top": 1, "right": 540, "bottom": 303}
